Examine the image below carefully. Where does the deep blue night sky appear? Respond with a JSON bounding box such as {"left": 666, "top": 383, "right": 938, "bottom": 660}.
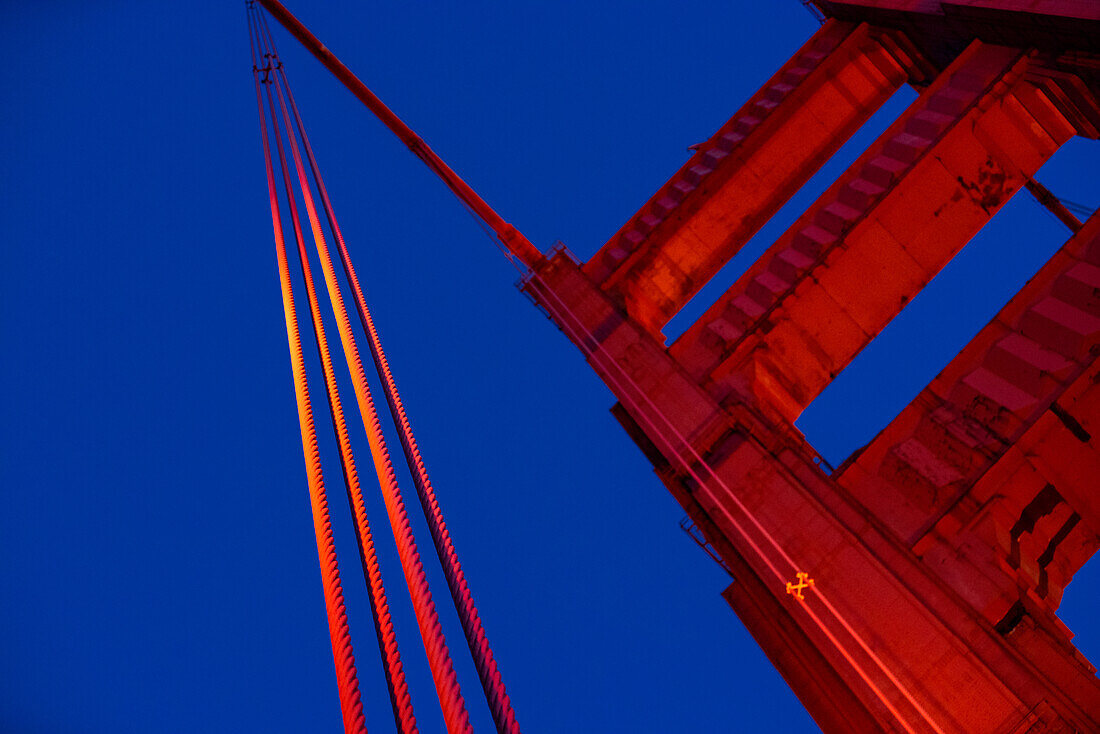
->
{"left": 2, "top": 2, "right": 1098, "bottom": 732}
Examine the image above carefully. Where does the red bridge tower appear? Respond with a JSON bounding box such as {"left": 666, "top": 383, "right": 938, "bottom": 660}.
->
{"left": 256, "top": 1, "right": 1100, "bottom": 731}
{"left": 523, "top": 2, "right": 1100, "bottom": 732}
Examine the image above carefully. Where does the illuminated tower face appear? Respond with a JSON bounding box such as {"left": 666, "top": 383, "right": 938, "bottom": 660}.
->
{"left": 524, "top": 3, "right": 1100, "bottom": 732}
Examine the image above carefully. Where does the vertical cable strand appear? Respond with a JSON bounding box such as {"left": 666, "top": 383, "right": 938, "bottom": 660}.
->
{"left": 256, "top": 11, "right": 472, "bottom": 734}
{"left": 248, "top": 8, "right": 367, "bottom": 732}
{"left": 251, "top": 7, "right": 419, "bottom": 731}
{"left": 263, "top": 15, "right": 521, "bottom": 728}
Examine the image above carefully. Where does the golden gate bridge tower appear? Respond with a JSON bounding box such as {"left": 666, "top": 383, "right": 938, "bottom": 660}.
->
{"left": 248, "top": 1, "right": 1100, "bottom": 732}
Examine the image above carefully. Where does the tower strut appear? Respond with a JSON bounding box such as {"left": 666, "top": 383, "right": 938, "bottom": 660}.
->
{"left": 256, "top": 0, "right": 544, "bottom": 268}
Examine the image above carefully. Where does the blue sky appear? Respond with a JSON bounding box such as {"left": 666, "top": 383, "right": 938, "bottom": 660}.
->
{"left": 2, "top": 2, "right": 1098, "bottom": 732}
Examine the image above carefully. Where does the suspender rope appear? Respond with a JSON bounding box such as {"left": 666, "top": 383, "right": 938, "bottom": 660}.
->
{"left": 269, "top": 24, "right": 522, "bottom": 729}
{"left": 255, "top": 11, "right": 522, "bottom": 730}
{"left": 254, "top": 13, "right": 473, "bottom": 734}
{"left": 250, "top": 9, "right": 420, "bottom": 733}
{"left": 249, "top": 15, "right": 367, "bottom": 734}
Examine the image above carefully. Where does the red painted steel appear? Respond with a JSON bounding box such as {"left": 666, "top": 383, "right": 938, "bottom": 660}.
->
{"left": 255, "top": 0, "right": 543, "bottom": 269}
{"left": 253, "top": 14, "right": 473, "bottom": 734}
{"left": 521, "top": 264, "right": 943, "bottom": 734}
{"left": 823, "top": 0, "right": 1100, "bottom": 22}
{"left": 523, "top": 11, "right": 1100, "bottom": 724}
{"left": 272, "top": 43, "right": 523, "bottom": 734}
{"left": 585, "top": 20, "right": 914, "bottom": 333}
{"left": 249, "top": 22, "right": 367, "bottom": 734}
{"left": 836, "top": 210, "right": 1100, "bottom": 621}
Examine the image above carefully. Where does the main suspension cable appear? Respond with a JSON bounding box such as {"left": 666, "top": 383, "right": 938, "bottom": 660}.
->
{"left": 255, "top": 0, "right": 543, "bottom": 269}
{"left": 260, "top": 11, "right": 522, "bottom": 731}
{"left": 248, "top": 11, "right": 367, "bottom": 733}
